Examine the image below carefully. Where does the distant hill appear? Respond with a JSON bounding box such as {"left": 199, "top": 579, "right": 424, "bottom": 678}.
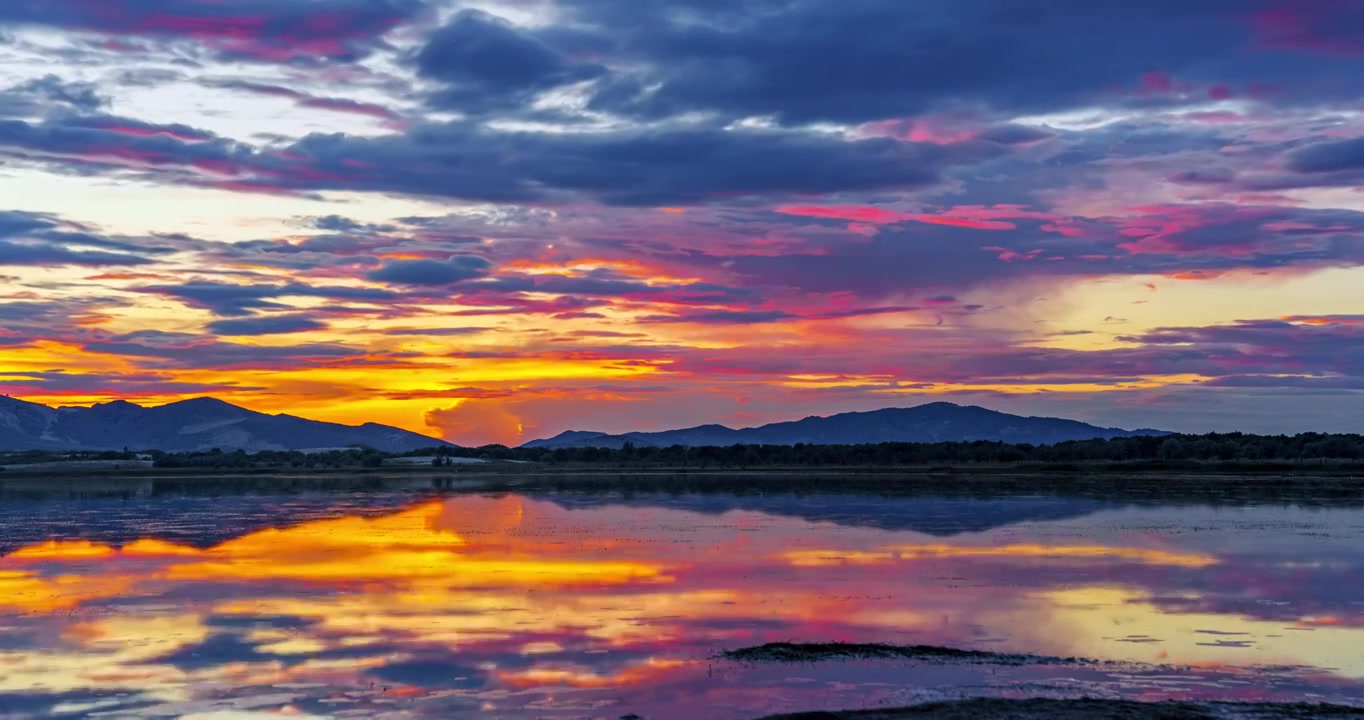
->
{"left": 0, "top": 396, "right": 451, "bottom": 453}
{"left": 522, "top": 402, "right": 1169, "bottom": 449}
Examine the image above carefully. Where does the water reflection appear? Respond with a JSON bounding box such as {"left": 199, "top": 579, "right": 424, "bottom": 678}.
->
{"left": 1, "top": 490, "right": 1362, "bottom": 718}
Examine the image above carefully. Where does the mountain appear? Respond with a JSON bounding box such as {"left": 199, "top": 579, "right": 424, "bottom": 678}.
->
{"left": 0, "top": 396, "right": 450, "bottom": 453}
{"left": 522, "top": 402, "right": 1169, "bottom": 449}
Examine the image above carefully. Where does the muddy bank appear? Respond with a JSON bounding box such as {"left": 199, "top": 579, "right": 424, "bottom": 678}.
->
{"left": 721, "top": 643, "right": 1088, "bottom": 666}
{"left": 752, "top": 698, "right": 1364, "bottom": 719}
{"left": 727, "top": 645, "right": 1364, "bottom": 719}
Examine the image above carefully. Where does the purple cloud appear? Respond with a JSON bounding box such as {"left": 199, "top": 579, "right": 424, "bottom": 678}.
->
{"left": 0, "top": 0, "right": 427, "bottom": 64}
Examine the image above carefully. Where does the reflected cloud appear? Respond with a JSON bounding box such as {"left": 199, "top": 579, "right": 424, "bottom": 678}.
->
{"left": 1, "top": 492, "right": 1363, "bottom": 717}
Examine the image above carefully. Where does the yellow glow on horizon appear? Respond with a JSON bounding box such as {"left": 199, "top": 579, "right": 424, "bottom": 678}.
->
{"left": 495, "top": 658, "right": 692, "bottom": 689}
{"left": 1036, "top": 586, "right": 1364, "bottom": 676}
{"left": 0, "top": 501, "right": 669, "bottom": 614}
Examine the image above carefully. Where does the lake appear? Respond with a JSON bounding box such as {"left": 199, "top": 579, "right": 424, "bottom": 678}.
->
{"left": 2, "top": 478, "right": 1363, "bottom": 718}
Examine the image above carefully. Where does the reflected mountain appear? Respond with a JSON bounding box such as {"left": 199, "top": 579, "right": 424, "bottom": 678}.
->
{"left": 2, "top": 492, "right": 1363, "bottom": 719}
{"left": 0, "top": 483, "right": 1118, "bottom": 556}
{"left": 0, "top": 491, "right": 430, "bottom": 556}
{"left": 541, "top": 492, "right": 1122, "bottom": 536}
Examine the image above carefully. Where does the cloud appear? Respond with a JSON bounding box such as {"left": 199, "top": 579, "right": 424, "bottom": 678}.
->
{"left": 0, "top": 369, "right": 263, "bottom": 397}
{"left": 414, "top": 10, "right": 605, "bottom": 112}
{"left": 1253, "top": 0, "right": 1364, "bottom": 56}
{"left": 280, "top": 121, "right": 983, "bottom": 206}
{"left": 0, "top": 111, "right": 986, "bottom": 205}
{"left": 206, "top": 315, "right": 329, "bottom": 336}
{"left": 0, "top": 0, "right": 426, "bottom": 64}
{"left": 2, "top": 0, "right": 1363, "bottom": 439}
{"left": 726, "top": 202, "right": 1364, "bottom": 298}
{"left": 0, "top": 210, "right": 167, "bottom": 267}
{"left": 565, "top": 0, "right": 1364, "bottom": 124}
{"left": 133, "top": 281, "right": 398, "bottom": 317}
{"left": 204, "top": 80, "right": 407, "bottom": 124}
{"left": 0, "top": 297, "right": 125, "bottom": 346}
{"left": 641, "top": 309, "right": 797, "bottom": 325}
{"left": 1280, "top": 136, "right": 1364, "bottom": 186}
{"left": 0, "top": 74, "right": 104, "bottom": 117}
{"left": 0, "top": 241, "right": 153, "bottom": 267}
{"left": 367, "top": 256, "right": 494, "bottom": 286}
{"left": 81, "top": 330, "right": 391, "bottom": 370}
{"left": 425, "top": 401, "right": 526, "bottom": 447}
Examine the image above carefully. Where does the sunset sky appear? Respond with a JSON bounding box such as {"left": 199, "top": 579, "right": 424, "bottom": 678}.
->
{"left": 2, "top": 0, "right": 1363, "bottom": 445}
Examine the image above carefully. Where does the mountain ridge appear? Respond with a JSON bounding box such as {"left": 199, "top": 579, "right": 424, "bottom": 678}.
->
{"left": 0, "top": 395, "right": 451, "bottom": 453}
{"left": 522, "top": 402, "right": 1169, "bottom": 449}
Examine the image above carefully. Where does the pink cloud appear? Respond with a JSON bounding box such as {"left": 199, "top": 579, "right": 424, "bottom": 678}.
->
{"left": 857, "top": 117, "right": 982, "bottom": 145}
{"left": 1253, "top": 1, "right": 1364, "bottom": 55}
{"left": 25, "top": 0, "right": 420, "bottom": 64}
{"left": 777, "top": 204, "right": 1057, "bottom": 231}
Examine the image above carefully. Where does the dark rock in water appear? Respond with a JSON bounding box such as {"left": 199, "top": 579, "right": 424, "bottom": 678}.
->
{"left": 720, "top": 642, "right": 1086, "bottom": 666}
{"left": 753, "top": 698, "right": 1364, "bottom": 720}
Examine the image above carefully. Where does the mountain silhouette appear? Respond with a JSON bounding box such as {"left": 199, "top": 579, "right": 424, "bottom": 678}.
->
{"left": 0, "top": 395, "right": 449, "bottom": 453}
{"left": 523, "top": 402, "right": 1168, "bottom": 449}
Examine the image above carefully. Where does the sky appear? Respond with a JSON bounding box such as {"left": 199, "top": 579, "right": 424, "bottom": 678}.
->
{"left": 1, "top": 0, "right": 1363, "bottom": 445}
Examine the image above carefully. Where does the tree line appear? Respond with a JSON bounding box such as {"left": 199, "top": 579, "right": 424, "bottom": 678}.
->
{"left": 3, "top": 432, "right": 1363, "bottom": 471}
{"left": 417, "top": 431, "right": 1364, "bottom": 467}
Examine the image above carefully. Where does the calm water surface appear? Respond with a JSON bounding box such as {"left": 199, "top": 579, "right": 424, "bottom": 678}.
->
{"left": 1, "top": 483, "right": 1363, "bottom": 718}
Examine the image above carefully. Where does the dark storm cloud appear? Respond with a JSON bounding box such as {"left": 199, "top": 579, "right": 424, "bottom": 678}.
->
{"left": 133, "top": 281, "right": 398, "bottom": 317}
{"left": 552, "top": 0, "right": 1364, "bottom": 124}
{"left": 1122, "top": 320, "right": 1364, "bottom": 379}
{"left": 366, "top": 255, "right": 494, "bottom": 286}
{"left": 0, "top": 114, "right": 253, "bottom": 186}
{"left": 1203, "top": 375, "right": 1364, "bottom": 390}
{"left": 1286, "top": 137, "right": 1364, "bottom": 174}
{"left": 0, "top": 74, "right": 105, "bottom": 117}
{"left": 81, "top": 330, "right": 389, "bottom": 370}
{"left": 644, "top": 316, "right": 1364, "bottom": 389}
{"left": 973, "top": 124, "right": 1056, "bottom": 145}
{"left": 641, "top": 309, "right": 797, "bottom": 324}
{"left": 0, "top": 210, "right": 168, "bottom": 266}
{"left": 0, "top": 111, "right": 978, "bottom": 205}
{"left": 1270, "top": 136, "right": 1364, "bottom": 188}
{"left": 414, "top": 9, "right": 605, "bottom": 113}
{"left": 308, "top": 215, "right": 397, "bottom": 233}
{"left": 0, "top": 0, "right": 428, "bottom": 64}
{"left": 0, "top": 299, "right": 108, "bottom": 325}
{"left": 277, "top": 121, "right": 975, "bottom": 205}
{"left": 725, "top": 204, "right": 1364, "bottom": 297}
{"left": 0, "top": 242, "right": 152, "bottom": 267}
{"left": 0, "top": 369, "right": 262, "bottom": 395}
{"left": 0, "top": 297, "right": 125, "bottom": 347}
{"left": 206, "top": 315, "right": 329, "bottom": 336}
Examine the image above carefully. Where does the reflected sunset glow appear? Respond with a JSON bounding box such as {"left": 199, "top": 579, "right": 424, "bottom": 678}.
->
{"left": 2, "top": 492, "right": 1362, "bottom": 718}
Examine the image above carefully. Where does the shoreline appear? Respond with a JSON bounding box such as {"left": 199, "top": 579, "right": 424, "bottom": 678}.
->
{"left": 4, "top": 457, "right": 1364, "bottom": 478}
{"left": 750, "top": 698, "right": 1364, "bottom": 719}
{"left": 2, "top": 467, "right": 1363, "bottom": 503}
